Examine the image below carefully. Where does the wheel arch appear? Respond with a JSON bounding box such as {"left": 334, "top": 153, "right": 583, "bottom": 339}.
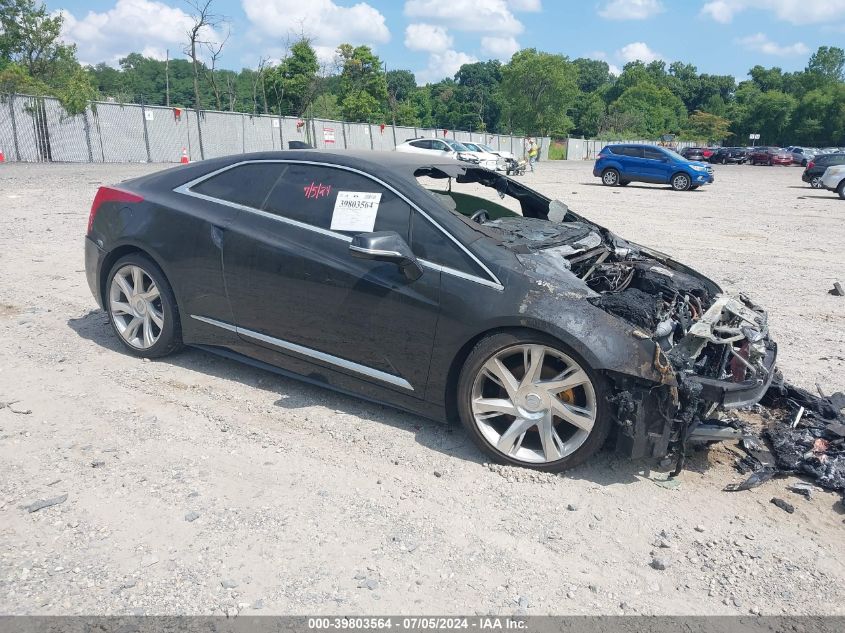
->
{"left": 440, "top": 318, "right": 657, "bottom": 424}
{"left": 99, "top": 242, "right": 176, "bottom": 309}
{"left": 670, "top": 170, "right": 692, "bottom": 188}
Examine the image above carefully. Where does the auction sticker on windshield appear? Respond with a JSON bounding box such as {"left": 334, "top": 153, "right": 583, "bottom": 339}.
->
{"left": 330, "top": 191, "right": 382, "bottom": 232}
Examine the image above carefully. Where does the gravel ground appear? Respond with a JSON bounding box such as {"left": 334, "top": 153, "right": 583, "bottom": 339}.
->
{"left": 0, "top": 159, "right": 843, "bottom": 616}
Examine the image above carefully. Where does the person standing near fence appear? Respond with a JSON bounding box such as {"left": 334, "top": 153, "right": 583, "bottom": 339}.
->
{"left": 527, "top": 138, "right": 538, "bottom": 172}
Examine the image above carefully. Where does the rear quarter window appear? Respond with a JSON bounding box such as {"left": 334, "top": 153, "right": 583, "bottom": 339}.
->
{"left": 190, "top": 162, "right": 282, "bottom": 208}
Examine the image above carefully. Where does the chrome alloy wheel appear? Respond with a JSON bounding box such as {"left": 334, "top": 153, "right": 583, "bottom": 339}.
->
{"left": 470, "top": 345, "right": 597, "bottom": 464}
{"left": 672, "top": 174, "right": 690, "bottom": 190}
{"left": 109, "top": 265, "right": 164, "bottom": 349}
{"left": 602, "top": 170, "right": 618, "bottom": 185}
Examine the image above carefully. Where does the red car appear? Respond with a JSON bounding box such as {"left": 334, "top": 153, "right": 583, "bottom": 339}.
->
{"left": 702, "top": 147, "right": 716, "bottom": 160}
{"left": 748, "top": 147, "right": 793, "bottom": 166}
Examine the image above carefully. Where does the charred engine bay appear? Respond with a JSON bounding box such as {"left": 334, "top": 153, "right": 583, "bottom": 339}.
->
{"left": 487, "top": 215, "right": 779, "bottom": 464}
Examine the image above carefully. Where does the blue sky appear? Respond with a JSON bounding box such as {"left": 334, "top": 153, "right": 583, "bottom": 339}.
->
{"left": 50, "top": 0, "right": 845, "bottom": 83}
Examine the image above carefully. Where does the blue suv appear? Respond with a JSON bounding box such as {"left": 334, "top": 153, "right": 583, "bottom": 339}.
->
{"left": 593, "top": 144, "right": 714, "bottom": 191}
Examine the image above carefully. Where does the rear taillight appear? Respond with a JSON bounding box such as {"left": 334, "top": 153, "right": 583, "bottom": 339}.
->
{"left": 88, "top": 186, "right": 143, "bottom": 234}
{"left": 807, "top": 161, "right": 814, "bottom": 169}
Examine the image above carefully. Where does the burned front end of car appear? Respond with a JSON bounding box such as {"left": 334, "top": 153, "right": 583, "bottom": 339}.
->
{"left": 488, "top": 210, "right": 777, "bottom": 461}
{"left": 572, "top": 231, "right": 778, "bottom": 459}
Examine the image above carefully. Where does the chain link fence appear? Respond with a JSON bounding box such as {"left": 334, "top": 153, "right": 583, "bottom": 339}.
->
{"left": 0, "top": 93, "right": 551, "bottom": 164}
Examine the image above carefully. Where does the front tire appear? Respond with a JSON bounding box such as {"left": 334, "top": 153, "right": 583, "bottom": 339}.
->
{"left": 601, "top": 168, "right": 620, "bottom": 186}
{"left": 457, "top": 330, "right": 611, "bottom": 472}
{"left": 671, "top": 172, "right": 692, "bottom": 191}
{"left": 838, "top": 180, "right": 845, "bottom": 200}
{"left": 106, "top": 253, "right": 182, "bottom": 358}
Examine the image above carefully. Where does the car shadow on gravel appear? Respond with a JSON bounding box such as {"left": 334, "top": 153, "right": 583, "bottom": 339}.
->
{"left": 67, "top": 309, "right": 488, "bottom": 468}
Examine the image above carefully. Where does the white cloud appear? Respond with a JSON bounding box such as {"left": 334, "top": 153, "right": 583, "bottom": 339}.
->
{"left": 506, "top": 0, "right": 542, "bottom": 10}
{"left": 701, "top": 0, "right": 845, "bottom": 25}
{"left": 404, "top": 0, "right": 524, "bottom": 34}
{"left": 736, "top": 32, "right": 810, "bottom": 56}
{"left": 416, "top": 49, "right": 478, "bottom": 84}
{"left": 608, "top": 64, "right": 622, "bottom": 75}
{"left": 480, "top": 36, "right": 520, "bottom": 60}
{"left": 617, "top": 41, "right": 663, "bottom": 63}
{"left": 242, "top": 0, "right": 390, "bottom": 61}
{"left": 404, "top": 23, "right": 453, "bottom": 53}
{"left": 598, "top": 0, "right": 664, "bottom": 20}
{"left": 60, "top": 0, "right": 215, "bottom": 66}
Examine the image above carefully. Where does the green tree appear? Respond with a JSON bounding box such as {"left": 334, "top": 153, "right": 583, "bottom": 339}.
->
{"left": 609, "top": 82, "right": 687, "bottom": 137}
{"left": 685, "top": 110, "right": 731, "bottom": 143}
{"left": 573, "top": 58, "right": 611, "bottom": 93}
{"left": 806, "top": 46, "right": 845, "bottom": 83}
{"left": 500, "top": 48, "right": 578, "bottom": 136}
{"left": 336, "top": 44, "right": 388, "bottom": 122}
{"left": 0, "top": 0, "right": 94, "bottom": 114}
{"left": 571, "top": 91, "right": 606, "bottom": 137}
{"left": 265, "top": 38, "right": 319, "bottom": 116}
{"left": 748, "top": 90, "right": 797, "bottom": 144}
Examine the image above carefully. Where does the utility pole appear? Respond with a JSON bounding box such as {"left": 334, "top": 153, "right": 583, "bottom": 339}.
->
{"left": 165, "top": 49, "right": 171, "bottom": 107}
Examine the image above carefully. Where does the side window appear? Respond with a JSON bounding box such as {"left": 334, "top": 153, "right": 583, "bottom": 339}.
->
{"left": 432, "top": 140, "right": 449, "bottom": 151}
{"left": 411, "top": 212, "right": 482, "bottom": 274}
{"left": 643, "top": 147, "right": 665, "bottom": 160}
{"left": 190, "top": 162, "right": 282, "bottom": 208}
{"left": 410, "top": 140, "right": 431, "bottom": 149}
{"left": 621, "top": 146, "right": 643, "bottom": 158}
{"left": 262, "top": 164, "right": 410, "bottom": 240}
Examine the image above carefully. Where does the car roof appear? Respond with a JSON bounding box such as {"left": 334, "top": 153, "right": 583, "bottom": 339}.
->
{"left": 124, "top": 149, "right": 482, "bottom": 198}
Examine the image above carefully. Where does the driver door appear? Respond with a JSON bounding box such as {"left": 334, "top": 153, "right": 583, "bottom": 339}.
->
{"left": 220, "top": 161, "right": 442, "bottom": 396}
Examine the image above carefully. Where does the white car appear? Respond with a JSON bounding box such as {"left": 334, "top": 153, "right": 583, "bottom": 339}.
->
{"left": 821, "top": 164, "right": 845, "bottom": 199}
{"left": 395, "top": 137, "right": 477, "bottom": 164}
{"left": 475, "top": 142, "right": 516, "bottom": 162}
{"left": 462, "top": 142, "right": 507, "bottom": 170}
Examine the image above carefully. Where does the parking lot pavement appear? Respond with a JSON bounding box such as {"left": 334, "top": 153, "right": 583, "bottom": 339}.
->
{"left": 1, "top": 160, "right": 843, "bottom": 616}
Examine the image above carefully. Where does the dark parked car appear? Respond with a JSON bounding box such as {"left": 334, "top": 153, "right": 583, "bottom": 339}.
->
{"left": 802, "top": 153, "right": 845, "bottom": 188}
{"left": 709, "top": 147, "right": 747, "bottom": 164}
{"left": 594, "top": 144, "right": 714, "bottom": 190}
{"left": 748, "top": 147, "right": 793, "bottom": 166}
{"left": 681, "top": 147, "right": 706, "bottom": 161}
{"left": 85, "top": 151, "right": 775, "bottom": 472}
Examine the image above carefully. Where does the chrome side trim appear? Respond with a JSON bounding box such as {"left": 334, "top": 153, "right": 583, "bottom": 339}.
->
{"left": 192, "top": 314, "right": 238, "bottom": 332}
{"left": 173, "top": 159, "right": 503, "bottom": 291}
{"left": 190, "top": 314, "right": 414, "bottom": 391}
{"left": 348, "top": 245, "right": 404, "bottom": 258}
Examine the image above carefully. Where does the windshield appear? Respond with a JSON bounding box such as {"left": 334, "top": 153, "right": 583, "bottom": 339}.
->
{"left": 445, "top": 140, "right": 469, "bottom": 152}
{"left": 478, "top": 144, "right": 495, "bottom": 152}
{"left": 463, "top": 143, "right": 480, "bottom": 152}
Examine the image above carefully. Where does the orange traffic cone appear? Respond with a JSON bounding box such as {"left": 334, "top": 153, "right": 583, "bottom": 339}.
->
{"left": 180, "top": 147, "right": 190, "bottom": 164}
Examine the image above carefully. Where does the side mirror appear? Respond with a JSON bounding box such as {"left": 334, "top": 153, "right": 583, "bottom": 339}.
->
{"left": 349, "top": 231, "right": 424, "bottom": 281}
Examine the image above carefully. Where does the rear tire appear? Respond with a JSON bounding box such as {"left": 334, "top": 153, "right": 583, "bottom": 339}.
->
{"left": 810, "top": 176, "right": 822, "bottom": 189}
{"left": 457, "top": 330, "right": 612, "bottom": 472}
{"left": 671, "top": 172, "right": 692, "bottom": 191}
{"left": 601, "top": 168, "right": 620, "bottom": 186}
{"left": 106, "top": 253, "right": 182, "bottom": 358}
{"left": 838, "top": 180, "right": 845, "bottom": 200}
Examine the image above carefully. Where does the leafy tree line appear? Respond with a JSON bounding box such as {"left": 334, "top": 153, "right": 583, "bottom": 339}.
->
{"left": 2, "top": 0, "right": 844, "bottom": 145}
